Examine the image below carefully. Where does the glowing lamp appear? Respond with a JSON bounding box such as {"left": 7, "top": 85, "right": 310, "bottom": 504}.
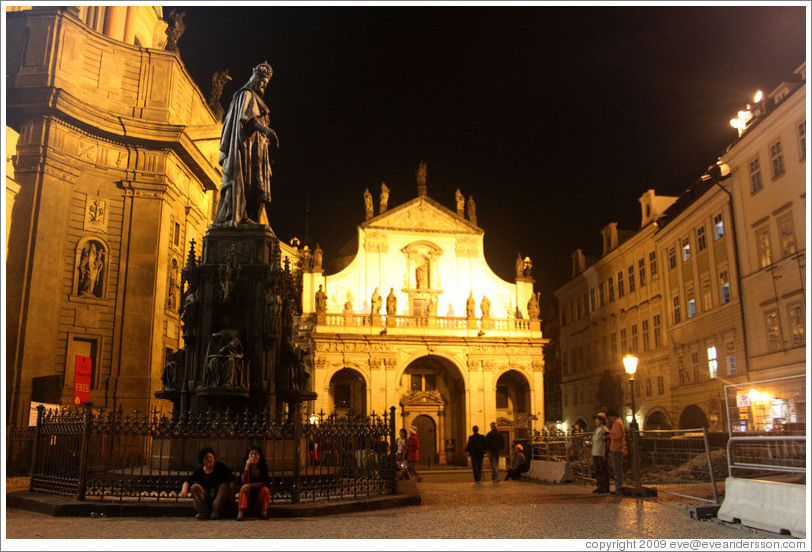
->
{"left": 623, "top": 354, "right": 638, "bottom": 379}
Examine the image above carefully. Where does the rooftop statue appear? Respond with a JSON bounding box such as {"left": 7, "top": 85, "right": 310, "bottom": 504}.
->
{"left": 213, "top": 62, "right": 279, "bottom": 228}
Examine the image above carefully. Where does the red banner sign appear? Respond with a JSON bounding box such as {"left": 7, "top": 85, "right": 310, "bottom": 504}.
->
{"left": 73, "top": 355, "right": 92, "bottom": 405}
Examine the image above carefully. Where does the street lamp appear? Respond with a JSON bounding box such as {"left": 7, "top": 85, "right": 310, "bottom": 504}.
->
{"left": 622, "top": 354, "right": 639, "bottom": 431}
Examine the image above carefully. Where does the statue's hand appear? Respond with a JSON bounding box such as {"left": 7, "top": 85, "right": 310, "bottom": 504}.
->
{"left": 266, "top": 128, "right": 279, "bottom": 149}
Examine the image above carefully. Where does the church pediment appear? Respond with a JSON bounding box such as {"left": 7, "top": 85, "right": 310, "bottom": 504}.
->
{"left": 400, "top": 389, "right": 445, "bottom": 406}
{"left": 365, "top": 197, "right": 480, "bottom": 235}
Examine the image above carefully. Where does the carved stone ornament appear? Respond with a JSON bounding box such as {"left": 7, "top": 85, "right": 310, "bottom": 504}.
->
{"left": 84, "top": 196, "right": 108, "bottom": 233}
{"left": 369, "top": 199, "right": 476, "bottom": 234}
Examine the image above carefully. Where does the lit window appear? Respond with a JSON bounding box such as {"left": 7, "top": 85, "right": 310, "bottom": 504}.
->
{"left": 649, "top": 251, "right": 658, "bottom": 280}
{"left": 798, "top": 120, "right": 806, "bottom": 160}
{"left": 765, "top": 310, "right": 780, "bottom": 352}
{"left": 631, "top": 324, "right": 638, "bottom": 353}
{"left": 778, "top": 212, "right": 797, "bottom": 257}
{"left": 713, "top": 214, "right": 725, "bottom": 240}
{"left": 748, "top": 157, "right": 763, "bottom": 193}
{"left": 672, "top": 294, "right": 681, "bottom": 324}
{"left": 656, "top": 375, "right": 664, "bottom": 395}
{"left": 642, "top": 319, "right": 650, "bottom": 352}
{"left": 707, "top": 346, "right": 718, "bottom": 379}
{"left": 789, "top": 303, "right": 805, "bottom": 346}
{"left": 607, "top": 277, "right": 614, "bottom": 302}
{"left": 696, "top": 226, "right": 707, "bottom": 252}
{"left": 617, "top": 271, "right": 625, "bottom": 297}
{"left": 638, "top": 259, "right": 646, "bottom": 287}
{"left": 620, "top": 329, "right": 627, "bottom": 354}
{"left": 668, "top": 247, "right": 677, "bottom": 270}
{"left": 719, "top": 270, "right": 731, "bottom": 304}
{"left": 686, "top": 286, "right": 696, "bottom": 318}
{"left": 769, "top": 140, "right": 785, "bottom": 179}
{"left": 756, "top": 226, "right": 772, "bottom": 268}
{"left": 681, "top": 237, "right": 691, "bottom": 262}
{"left": 653, "top": 315, "right": 661, "bottom": 347}
{"left": 701, "top": 277, "right": 712, "bottom": 312}
{"left": 628, "top": 265, "right": 635, "bottom": 292}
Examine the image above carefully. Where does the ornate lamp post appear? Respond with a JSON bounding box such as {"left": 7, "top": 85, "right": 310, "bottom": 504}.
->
{"left": 622, "top": 354, "right": 639, "bottom": 431}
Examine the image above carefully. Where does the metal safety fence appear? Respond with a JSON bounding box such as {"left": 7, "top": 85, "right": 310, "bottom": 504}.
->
{"left": 23, "top": 402, "right": 397, "bottom": 504}
{"left": 532, "top": 428, "right": 725, "bottom": 503}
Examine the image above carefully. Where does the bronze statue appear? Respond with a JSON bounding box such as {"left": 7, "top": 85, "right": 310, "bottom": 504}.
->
{"left": 213, "top": 62, "right": 279, "bottom": 228}
{"left": 180, "top": 290, "right": 198, "bottom": 338}
{"left": 161, "top": 349, "right": 185, "bottom": 390}
{"left": 313, "top": 244, "right": 323, "bottom": 271}
{"left": 386, "top": 288, "right": 397, "bottom": 316}
{"left": 208, "top": 69, "right": 232, "bottom": 120}
{"left": 314, "top": 284, "right": 327, "bottom": 313}
{"left": 204, "top": 328, "right": 245, "bottom": 387}
{"left": 370, "top": 287, "right": 382, "bottom": 314}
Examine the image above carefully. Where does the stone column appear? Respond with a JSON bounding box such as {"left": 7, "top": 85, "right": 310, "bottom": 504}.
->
{"left": 103, "top": 6, "right": 127, "bottom": 42}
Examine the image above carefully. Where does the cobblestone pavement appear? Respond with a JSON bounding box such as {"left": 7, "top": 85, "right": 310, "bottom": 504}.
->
{"left": 3, "top": 476, "right": 793, "bottom": 542}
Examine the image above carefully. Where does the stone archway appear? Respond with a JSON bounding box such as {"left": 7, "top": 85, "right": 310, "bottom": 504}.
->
{"left": 400, "top": 355, "right": 466, "bottom": 465}
{"left": 645, "top": 409, "right": 672, "bottom": 430}
{"left": 329, "top": 368, "right": 367, "bottom": 416}
{"left": 679, "top": 404, "right": 708, "bottom": 429}
{"left": 495, "top": 370, "right": 533, "bottom": 440}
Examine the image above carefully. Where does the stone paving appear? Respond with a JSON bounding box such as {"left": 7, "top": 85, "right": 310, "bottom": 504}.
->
{"left": 3, "top": 473, "right": 794, "bottom": 542}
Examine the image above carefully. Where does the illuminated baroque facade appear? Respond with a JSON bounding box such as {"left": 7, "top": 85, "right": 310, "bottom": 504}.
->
{"left": 300, "top": 182, "right": 547, "bottom": 465}
{"left": 555, "top": 63, "right": 806, "bottom": 432}
{"left": 5, "top": 6, "right": 222, "bottom": 424}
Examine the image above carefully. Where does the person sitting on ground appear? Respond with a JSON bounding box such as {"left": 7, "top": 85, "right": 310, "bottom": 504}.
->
{"left": 504, "top": 443, "right": 526, "bottom": 481}
{"left": 179, "top": 447, "right": 236, "bottom": 520}
{"left": 237, "top": 446, "right": 271, "bottom": 521}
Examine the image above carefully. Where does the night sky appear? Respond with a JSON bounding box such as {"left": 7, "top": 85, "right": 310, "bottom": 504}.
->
{"left": 168, "top": 4, "right": 807, "bottom": 314}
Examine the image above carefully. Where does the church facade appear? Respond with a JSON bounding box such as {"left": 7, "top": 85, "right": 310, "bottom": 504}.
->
{"left": 300, "top": 180, "right": 547, "bottom": 465}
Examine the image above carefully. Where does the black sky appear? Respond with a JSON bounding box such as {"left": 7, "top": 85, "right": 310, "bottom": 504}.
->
{"left": 168, "top": 4, "right": 807, "bottom": 313}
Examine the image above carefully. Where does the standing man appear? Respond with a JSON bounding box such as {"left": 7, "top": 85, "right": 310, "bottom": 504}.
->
{"left": 464, "top": 425, "right": 487, "bottom": 483}
{"left": 485, "top": 422, "right": 503, "bottom": 483}
{"left": 214, "top": 61, "right": 279, "bottom": 228}
{"left": 591, "top": 412, "right": 610, "bottom": 493}
{"left": 607, "top": 408, "right": 625, "bottom": 496}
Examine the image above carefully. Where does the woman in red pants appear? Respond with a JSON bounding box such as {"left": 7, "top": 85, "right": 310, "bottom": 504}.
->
{"left": 237, "top": 446, "right": 270, "bottom": 520}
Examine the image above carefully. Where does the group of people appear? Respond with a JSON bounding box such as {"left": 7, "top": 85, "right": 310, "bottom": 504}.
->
{"left": 395, "top": 425, "right": 422, "bottom": 481}
{"left": 590, "top": 408, "right": 627, "bottom": 496}
{"left": 179, "top": 446, "right": 270, "bottom": 521}
{"left": 465, "top": 422, "right": 526, "bottom": 483}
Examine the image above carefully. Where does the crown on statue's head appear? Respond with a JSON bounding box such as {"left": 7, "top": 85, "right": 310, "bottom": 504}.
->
{"left": 253, "top": 61, "right": 273, "bottom": 78}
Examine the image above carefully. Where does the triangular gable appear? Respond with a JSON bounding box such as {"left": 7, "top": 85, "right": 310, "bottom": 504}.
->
{"left": 364, "top": 196, "right": 481, "bottom": 235}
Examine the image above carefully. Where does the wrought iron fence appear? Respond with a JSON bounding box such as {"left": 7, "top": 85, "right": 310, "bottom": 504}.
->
{"left": 26, "top": 403, "right": 397, "bottom": 504}
{"left": 5, "top": 425, "right": 36, "bottom": 477}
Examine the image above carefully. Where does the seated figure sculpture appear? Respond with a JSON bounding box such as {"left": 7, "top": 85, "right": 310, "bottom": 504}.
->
{"left": 204, "top": 328, "right": 246, "bottom": 387}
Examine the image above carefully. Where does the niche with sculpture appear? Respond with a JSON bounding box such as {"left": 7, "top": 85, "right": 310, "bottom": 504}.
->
{"left": 73, "top": 237, "right": 110, "bottom": 299}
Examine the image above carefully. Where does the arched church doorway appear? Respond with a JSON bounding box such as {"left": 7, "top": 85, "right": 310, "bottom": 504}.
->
{"left": 400, "top": 355, "right": 466, "bottom": 465}
{"left": 645, "top": 410, "right": 672, "bottom": 430}
{"left": 679, "top": 404, "right": 708, "bottom": 429}
{"left": 495, "top": 370, "right": 532, "bottom": 442}
{"left": 329, "top": 368, "right": 366, "bottom": 417}
{"left": 412, "top": 415, "right": 437, "bottom": 469}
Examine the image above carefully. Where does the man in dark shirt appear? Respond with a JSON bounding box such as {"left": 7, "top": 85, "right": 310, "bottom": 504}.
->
{"left": 465, "top": 425, "right": 487, "bottom": 483}
{"left": 179, "top": 447, "right": 236, "bottom": 519}
{"left": 485, "top": 422, "right": 504, "bottom": 483}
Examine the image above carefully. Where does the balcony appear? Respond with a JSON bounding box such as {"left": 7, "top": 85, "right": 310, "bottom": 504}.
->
{"left": 310, "top": 313, "right": 542, "bottom": 339}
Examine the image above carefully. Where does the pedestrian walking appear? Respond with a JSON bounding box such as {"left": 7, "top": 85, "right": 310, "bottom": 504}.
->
{"left": 485, "top": 422, "right": 503, "bottom": 483}
{"left": 504, "top": 443, "right": 526, "bottom": 481}
{"left": 591, "top": 413, "right": 610, "bottom": 494}
{"left": 395, "top": 428, "right": 408, "bottom": 478}
{"left": 406, "top": 425, "right": 421, "bottom": 481}
{"left": 607, "top": 409, "right": 625, "bottom": 496}
{"left": 464, "top": 425, "right": 487, "bottom": 483}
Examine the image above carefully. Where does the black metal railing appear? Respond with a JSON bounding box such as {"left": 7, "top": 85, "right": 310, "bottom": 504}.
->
{"left": 25, "top": 403, "right": 397, "bottom": 504}
{"left": 5, "top": 425, "right": 36, "bottom": 477}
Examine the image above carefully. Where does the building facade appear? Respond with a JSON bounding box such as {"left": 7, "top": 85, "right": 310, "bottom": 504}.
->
{"left": 554, "top": 63, "right": 806, "bottom": 432}
{"left": 299, "top": 181, "right": 547, "bottom": 465}
{"left": 6, "top": 6, "right": 222, "bottom": 425}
